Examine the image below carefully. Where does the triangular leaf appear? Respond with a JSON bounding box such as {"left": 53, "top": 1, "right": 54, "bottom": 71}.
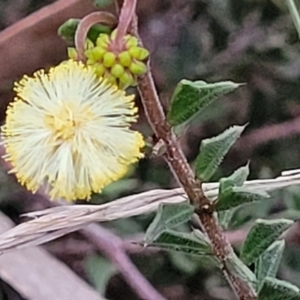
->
{"left": 225, "top": 252, "right": 257, "bottom": 288}
{"left": 146, "top": 229, "right": 211, "bottom": 256}
{"left": 195, "top": 125, "right": 246, "bottom": 181}
{"left": 167, "top": 80, "right": 242, "bottom": 126}
{"left": 258, "top": 277, "right": 300, "bottom": 300}
{"left": 219, "top": 163, "right": 250, "bottom": 194}
{"left": 255, "top": 240, "right": 285, "bottom": 291}
{"left": 144, "top": 202, "right": 194, "bottom": 244}
{"left": 241, "top": 219, "right": 293, "bottom": 265}
{"left": 86, "top": 255, "right": 116, "bottom": 294}
{"left": 58, "top": 19, "right": 111, "bottom": 42}
{"left": 218, "top": 208, "right": 236, "bottom": 229}
{"left": 216, "top": 186, "right": 269, "bottom": 211}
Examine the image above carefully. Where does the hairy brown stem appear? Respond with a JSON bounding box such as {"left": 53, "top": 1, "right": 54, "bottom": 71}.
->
{"left": 136, "top": 72, "right": 208, "bottom": 208}
{"left": 132, "top": 16, "right": 257, "bottom": 300}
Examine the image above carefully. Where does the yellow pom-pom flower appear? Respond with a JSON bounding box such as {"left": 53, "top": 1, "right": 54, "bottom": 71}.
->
{"left": 1, "top": 60, "right": 144, "bottom": 201}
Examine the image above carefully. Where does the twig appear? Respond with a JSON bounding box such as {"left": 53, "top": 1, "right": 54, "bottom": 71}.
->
{"left": 131, "top": 13, "right": 257, "bottom": 300}
{"left": 82, "top": 224, "right": 166, "bottom": 300}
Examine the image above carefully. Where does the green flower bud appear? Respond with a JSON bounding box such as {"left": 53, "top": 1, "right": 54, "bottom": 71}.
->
{"left": 68, "top": 47, "right": 77, "bottom": 60}
{"left": 119, "top": 72, "right": 135, "bottom": 89}
{"left": 96, "top": 34, "right": 110, "bottom": 48}
{"left": 111, "top": 64, "right": 125, "bottom": 78}
{"left": 129, "top": 61, "right": 147, "bottom": 75}
{"left": 110, "top": 29, "right": 118, "bottom": 40}
{"left": 85, "top": 46, "right": 106, "bottom": 62}
{"left": 137, "top": 48, "right": 149, "bottom": 60}
{"left": 129, "top": 46, "right": 149, "bottom": 60}
{"left": 103, "top": 52, "right": 116, "bottom": 67}
{"left": 76, "top": 32, "right": 150, "bottom": 89}
{"left": 67, "top": 39, "right": 93, "bottom": 61}
{"left": 125, "top": 36, "right": 138, "bottom": 48}
{"left": 106, "top": 74, "right": 117, "bottom": 86}
{"left": 94, "top": 64, "right": 105, "bottom": 77}
{"left": 86, "top": 58, "right": 95, "bottom": 65}
{"left": 118, "top": 51, "right": 132, "bottom": 67}
{"left": 85, "top": 39, "right": 94, "bottom": 50}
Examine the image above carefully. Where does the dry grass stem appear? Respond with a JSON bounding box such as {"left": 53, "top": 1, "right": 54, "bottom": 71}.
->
{"left": 0, "top": 169, "right": 298, "bottom": 252}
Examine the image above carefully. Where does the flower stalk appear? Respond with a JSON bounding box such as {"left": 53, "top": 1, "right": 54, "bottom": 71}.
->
{"left": 75, "top": 11, "right": 117, "bottom": 61}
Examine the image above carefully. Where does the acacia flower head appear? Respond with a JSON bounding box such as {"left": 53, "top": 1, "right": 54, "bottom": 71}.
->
{"left": 1, "top": 60, "right": 144, "bottom": 201}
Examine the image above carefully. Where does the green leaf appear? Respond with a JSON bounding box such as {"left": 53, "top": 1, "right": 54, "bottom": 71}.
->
{"left": 241, "top": 219, "right": 293, "bottom": 265}
{"left": 86, "top": 255, "right": 116, "bottom": 294}
{"left": 169, "top": 252, "right": 199, "bottom": 274}
{"left": 216, "top": 164, "right": 266, "bottom": 211}
{"left": 258, "top": 277, "right": 300, "bottom": 300}
{"left": 217, "top": 164, "right": 252, "bottom": 223}
{"left": 195, "top": 125, "right": 246, "bottom": 181}
{"left": 147, "top": 229, "right": 211, "bottom": 256}
{"left": 167, "top": 80, "right": 242, "bottom": 126}
{"left": 219, "top": 163, "right": 250, "bottom": 193}
{"left": 218, "top": 208, "right": 236, "bottom": 229}
{"left": 58, "top": 19, "right": 111, "bottom": 42}
{"left": 144, "top": 202, "right": 194, "bottom": 244}
{"left": 172, "top": 122, "right": 189, "bottom": 137}
{"left": 93, "top": 0, "right": 113, "bottom": 8}
{"left": 216, "top": 186, "right": 269, "bottom": 211}
{"left": 225, "top": 252, "right": 257, "bottom": 288}
{"left": 255, "top": 240, "right": 285, "bottom": 291}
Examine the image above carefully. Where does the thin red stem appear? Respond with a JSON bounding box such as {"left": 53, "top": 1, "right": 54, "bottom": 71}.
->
{"left": 75, "top": 12, "right": 116, "bottom": 61}
{"left": 115, "top": 0, "right": 136, "bottom": 44}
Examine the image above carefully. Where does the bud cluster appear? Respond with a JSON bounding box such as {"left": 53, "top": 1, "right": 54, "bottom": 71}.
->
{"left": 68, "top": 30, "right": 149, "bottom": 89}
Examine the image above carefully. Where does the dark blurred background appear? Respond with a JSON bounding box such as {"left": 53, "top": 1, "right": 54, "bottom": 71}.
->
{"left": 1, "top": 0, "right": 300, "bottom": 299}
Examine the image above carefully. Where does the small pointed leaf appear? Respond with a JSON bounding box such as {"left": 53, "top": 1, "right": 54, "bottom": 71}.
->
{"left": 255, "top": 240, "right": 285, "bottom": 291}
{"left": 225, "top": 252, "right": 257, "bottom": 288}
{"left": 216, "top": 187, "right": 269, "bottom": 211}
{"left": 219, "top": 163, "right": 250, "bottom": 194}
{"left": 258, "top": 277, "right": 300, "bottom": 300}
{"left": 195, "top": 125, "right": 246, "bottom": 181}
{"left": 86, "top": 255, "right": 116, "bottom": 294}
{"left": 218, "top": 208, "right": 236, "bottom": 229}
{"left": 147, "top": 229, "right": 211, "bottom": 256}
{"left": 144, "top": 202, "right": 194, "bottom": 244}
{"left": 167, "top": 80, "right": 242, "bottom": 126}
{"left": 241, "top": 219, "right": 293, "bottom": 265}
{"left": 58, "top": 19, "right": 111, "bottom": 42}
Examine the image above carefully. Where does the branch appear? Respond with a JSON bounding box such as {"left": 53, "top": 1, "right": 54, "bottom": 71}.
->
{"left": 131, "top": 14, "right": 257, "bottom": 300}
